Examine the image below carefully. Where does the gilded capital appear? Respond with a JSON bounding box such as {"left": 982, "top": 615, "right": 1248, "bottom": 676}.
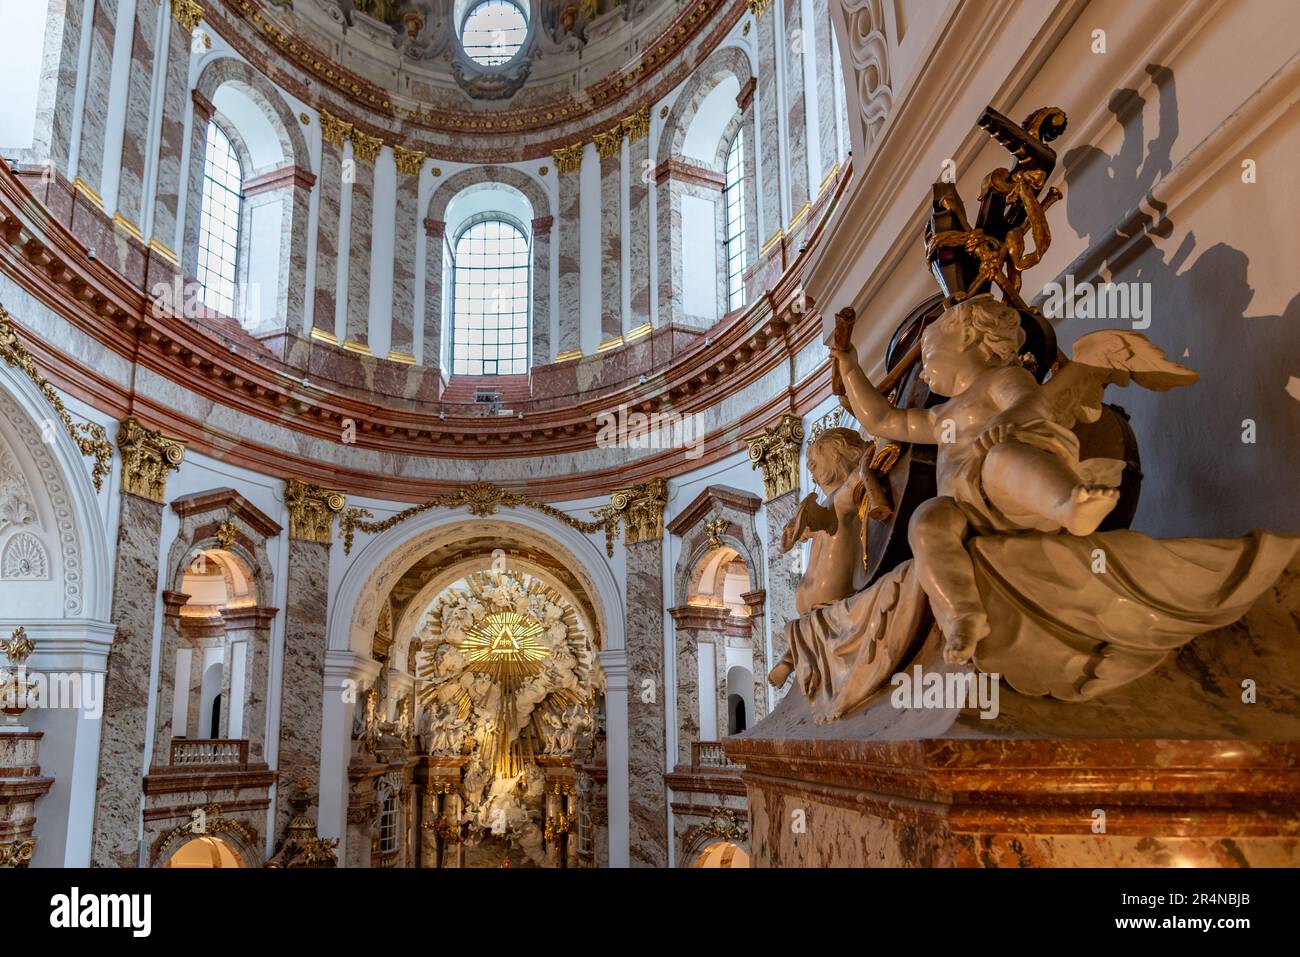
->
{"left": 350, "top": 130, "right": 384, "bottom": 164}
{"left": 117, "top": 416, "right": 186, "bottom": 503}
{"left": 746, "top": 413, "right": 804, "bottom": 500}
{"left": 623, "top": 105, "right": 651, "bottom": 143}
{"left": 393, "top": 145, "right": 426, "bottom": 176}
{"left": 285, "top": 478, "right": 346, "bottom": 544}
{"left": 552, "top": 142, "right": 584, "bottom": 175}
{"left": 320, "top": 110, "right": 353, "bottom": 149}
{"left": 611, "top": 478, "right": 668, "bottom": 544}
{"left": 746, "top": 0, "right": 774, "bottom": 16}
{"left": 592, "top": 124, "right": 624, "bottom": 160}
{"left": 171, "top": 0, "right": 204, "bottom": 32}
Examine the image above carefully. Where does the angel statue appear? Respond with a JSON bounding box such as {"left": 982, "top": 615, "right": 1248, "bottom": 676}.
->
{"left": 834, "top": 293, "right": 1197, "bottom": 665}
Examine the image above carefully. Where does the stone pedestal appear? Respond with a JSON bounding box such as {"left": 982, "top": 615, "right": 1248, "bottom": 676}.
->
{"left": 726, "top": 594, "right": 1300, "bottom": 868}
{"left": 0, "top": 730, "right": 54, "bottom": 867}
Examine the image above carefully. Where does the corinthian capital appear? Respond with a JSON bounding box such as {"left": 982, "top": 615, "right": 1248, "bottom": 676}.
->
{"left": 611, "top": 478, "right": 668, "bottom": 544}
{"left": 285, "top": 479, "right": 346, "bottom": 544}
{"left": 746, "top": 414, "right": 804, "bottom": 500}
{"left": 117, "top": 417, "right": 186, "bottom": 503}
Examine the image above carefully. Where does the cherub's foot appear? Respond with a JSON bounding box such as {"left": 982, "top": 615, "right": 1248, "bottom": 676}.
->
{"left": 767, "top": 655, "right": 794, "bottom": 688}
{"left": 1060, "top": 484, "right": 1121, "bottom": 536}
{"left": 943, "top": 614, "right": 990, "bottom": 665}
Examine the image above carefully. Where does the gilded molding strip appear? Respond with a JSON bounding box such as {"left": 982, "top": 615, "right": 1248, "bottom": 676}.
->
{"left": 340, "top": 481, "right": 621, "bottom": 557}
{"left": 71, "top": 177, "right": 104, "bottom": 209}
{"left": 0, "top": 304, "right": 113, "bottom": 492}
{"left": 309, "top": 326, "right": 339, "bottom": 344}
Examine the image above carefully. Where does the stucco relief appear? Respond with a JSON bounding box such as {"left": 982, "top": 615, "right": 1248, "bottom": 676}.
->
{"left": 841, "top": 0, "right": 892, "bottom": 146}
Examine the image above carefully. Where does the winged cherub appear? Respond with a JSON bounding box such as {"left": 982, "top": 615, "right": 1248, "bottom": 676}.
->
{"left": 834, "top": 294, "right": 1197, "bottom": 665}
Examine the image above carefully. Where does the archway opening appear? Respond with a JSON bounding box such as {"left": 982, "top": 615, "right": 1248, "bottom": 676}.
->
{"left": 164, "top": 835, "right": 245, "bottom": 868}
{"left": 692, "top": 841, "right": 750, "bottom": 868}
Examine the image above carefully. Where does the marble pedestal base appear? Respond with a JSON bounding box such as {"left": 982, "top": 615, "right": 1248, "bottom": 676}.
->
{"left": 725, "top": 580, "right": 1300, "bottom": 868}
{"left": 0, "top": 730, "right": 54, "bottom": 867}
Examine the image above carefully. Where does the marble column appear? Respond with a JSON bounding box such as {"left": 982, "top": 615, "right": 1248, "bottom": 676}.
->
{"left": 781, "top": 0, "right": 812, "bottom": 226}
{"left": 150, "top": 590, "right": 190, "bottom": 765}
{"left": 114, "top": 0, "right": 161, "bottom": 236}
{"left": 343, "top": 131, "right": 382, "bottom": 352}
{"left": 422, "top": 218, "right": 446, "bottom": 368}
{"left": 746, "top": 414, "right": 804, "bottom": 683}
{"left": 0, "top": 730, "right": 54, "bottom": 869}
{"left": 146, "top": 1, "right": 196, "bottom": 264}
{"left": 73, "top": 0, "right": 121, "bottom": 203}
{"left": 285, "top": 170, "right": 314, "bottom": 340}
{"left": 624, "top": 107, "right": 652, "bottom": 333}
{"left": 596, "top": 653, "right": 628, "bottom": 867}
{"left": 753, "top": 0, "right": 785, "bottom": 246}
{"left": 530, "top": 216, "right": 552, "bottom": 364}
{"left": 672, "top": 621, "right": 698, "bottom": 766}
{"left": 276, "top": 479, "right": 344, "bottom": 842}
{"left": 390, "top": 146, "right": 425, "bottom": 362}
{"left": 90, "top": 417, "right": 186, "bottom": 867}
{"left": 311, "top": 112, "right": 351, "bottom": 342}
{"left": 809, "top": 0, "right": 841, "bottom": 190}
{"left": 180, "top": 90, "right": 214, "bottom": 282}
{"left": 33, "top": 0, "right": 89, "bottom": 177}
{"left": 224, "top": 606, "right": 276, "bottom": 760}
{"left": 552, "top": 144, "right": 583, "bottom": 358}
{"left": 713, "top": 638, "right": 730, "bottom": 740}
{"left": 593, "top": 124, "right": 624, "bottom": 344}
{"left": 613, "top": 479, "right": 668, "bottom": 867}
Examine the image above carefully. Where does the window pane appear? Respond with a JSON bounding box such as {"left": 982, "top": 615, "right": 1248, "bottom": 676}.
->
{"left": 723, "top": 129, "right": 748, "bottom": 312}
{"left": 196, "top": 121, "right": 244, "bottom": 316}
{"left": 450, "top": 218, "right": 531, "bottom": 376}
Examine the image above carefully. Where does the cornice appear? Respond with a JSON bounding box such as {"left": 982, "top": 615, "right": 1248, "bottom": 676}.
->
{"left": 666, "top": 485, "right": 762, "bottom": 536}
{"left": 171, "top": 486, "right": 283, "bottom": 538}
{"left": 212, "top": 0, "right": 746, "bottom": 163}
{"left": 0, "top": 159, "right": 850, "bottom": 500}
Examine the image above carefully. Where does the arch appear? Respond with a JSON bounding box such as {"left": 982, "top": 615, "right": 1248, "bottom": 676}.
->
{"left": 329, "top": 509, "right": 624, "bottom": 659}
{"left": 164, "top": 835, "right": 245, "bottom": 868}
{"left": 0, "top": 355, "right": 110, "bottom": 622}
{"left": 691, "top": 840, "right": 751, "bottom": 868}
{"left": 428, "top": 165, "right": 551, "bottom": 222}
{"left": 192, "top": 58, "right": 310, "bottom": 170}
{"left": 656, "top": 45, "right": 754, "bottom": 166}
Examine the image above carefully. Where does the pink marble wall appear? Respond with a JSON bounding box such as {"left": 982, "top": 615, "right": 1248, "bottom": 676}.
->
{"left": 626, "top": 539, "right": 668, "bottom": 867}
{"left": 753, "top": 4, "right": 785, "bottom": 244}
{"left": 421, "top": 218, "right": 446, "bottom": 368}
{"left": 148, "top": 11, "right": 191, "bottom": 260}
{"left": 674, "top": 628, "right": 700, "bottom": 767}
{"left": 311, "top": 140, "right": 345, "bottom": 339}
{"left": 626, "top": 134, "right": 652, "bottom": 330}
{"left": 809, "top": 0, "right": 840, "bottom": 184}
{"left": 781, "top": 0, "right": 811, "bottom": 216}
{"left": 74, "top": 0, "right": 120, "bottom": 197}
{"left": 114, "top": 0, "right": 160, "bottom": 232}
{"left": 390, "top": 170, "right": 421, "bottom": 357}
{"left": 32, "top": 0, "right": 86, "bottom": 174}
{"left": 763, "top": 488, "right": 800, "bottom": 669}
{"left": 343, "top": 151, "right": 375, "bottom": 349}
{"left": 180, "top": 92, "right": 214, "bottom": 282}
{"left": 531, "top": 217, "right": 551, "bottom": 363}
{"left": 556, "top": 169, "right": 582, "bottom": 355}
{"left": 275, "top": 538, "right": 330, "bottom": 842}
{"left": 90, "top": 491, "right": 164, "bottom": 867}
{"left": 599, "top": 150, "right": 622, "bottom": 341}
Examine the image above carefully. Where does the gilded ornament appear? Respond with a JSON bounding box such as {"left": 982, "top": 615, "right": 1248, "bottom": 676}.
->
{"left": 171, "top": 0, "right": 204, "bottom": 33}
{"left": 350, "top": 130, "right": 384, "bottom": 164}
{"left": 552, "top": 143, "right": 584, "bottom": 175}
{"left": 592, "top": 124, "right": 624, "bottom": 160}
{"left": 340, "top": 482, "right": 620, "bottom": 556}
{"left": 393, "top": 145, "right": 426, "bottom": 176}
{"left": 705, "top": 518, "right": 730, "bottom": 550}
{"left": 0, "top": 839, "right": 36, "bottom": 868}
{"left": 683, "top": 807, "right": 748, "bottom": 858}
{"left": 215, "top": 520, "right": 238, "bottom": 550}
{"left": 745, "top": 414, "right": 803, "bottom": 500}
{"left": 0, "top": 305, "right": 113, "bottom": 492}
{"left": 285, "top": 478, "right": 345, "bottom": 544}
{"left": 622, "top": 105, "right": 651, "bottom": 143}
{"left": 117, "top": 416, "right": 186, "bottom": 503}
{"left": 610, "top": 478, "right": 667, "bottom": 544}
{"left": 155, "top": 804, "right": 257, "bottom": 865}
{"left": 746, "top": 0, "right": 773, "bottom": 16}
{"left": 319, "top": 110, "right": 353, "bottom": 149}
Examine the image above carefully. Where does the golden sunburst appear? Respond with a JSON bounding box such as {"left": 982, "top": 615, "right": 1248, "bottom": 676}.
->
{"left": 459, "top": 611, "right": 549, "bottom": 681}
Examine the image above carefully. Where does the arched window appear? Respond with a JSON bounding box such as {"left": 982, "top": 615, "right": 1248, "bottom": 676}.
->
{"left": 460, "top": 0, "right": 528, "bottom": 66}
{"left": 378, "top": 789, "right": 399, "bottom": 855}
{"left": 196, "top": 121, "right": 243, "bottom": 314}
{"left": 722, "top": 129, "right": 748, "bottom": 312}
{"left": 451, "top": 218, "right": 530, "bottom": 375}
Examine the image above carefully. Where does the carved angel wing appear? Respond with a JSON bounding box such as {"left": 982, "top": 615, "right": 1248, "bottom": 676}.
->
{"left": 1042, "top": 330, "right": 1198, "bottom": 428}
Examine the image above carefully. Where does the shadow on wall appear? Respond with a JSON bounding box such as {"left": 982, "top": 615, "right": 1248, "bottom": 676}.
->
{"left": 1058, "top": 64, "right": 1300, "bottom": 538}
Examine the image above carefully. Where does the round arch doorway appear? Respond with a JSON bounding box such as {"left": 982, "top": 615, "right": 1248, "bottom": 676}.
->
{"left": 164, "top": 836, "right": 245, "bottom": 868}
{"left": 691, "top": 841, "right": 750, "bottom": 868}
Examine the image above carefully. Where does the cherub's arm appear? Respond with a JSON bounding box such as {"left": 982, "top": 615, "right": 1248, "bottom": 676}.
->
{"left": 833, "top": 349, "right": 935, "bottom": 443}
{"left": 973, "top": 366, "right": 1048, "bottom": 449}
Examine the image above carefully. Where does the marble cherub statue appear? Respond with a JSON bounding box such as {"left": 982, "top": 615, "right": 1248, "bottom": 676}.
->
{"left": 833, "top": 294, "right": 1198, "bottom": 665}
{"left": 766, "top": 427, "right": 872, "bottom": 687}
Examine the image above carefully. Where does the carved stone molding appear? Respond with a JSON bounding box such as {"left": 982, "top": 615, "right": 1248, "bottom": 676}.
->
{"left": 284, "top": 479, "right": 345, "bottom": 544}
{"left": 746, "top": 414, "right": 803, "bottom": 500}
{"left": 842, "top": 0, "right": 893, "bottom": 147}
{"left": 117, "top": 416, "right": 186, "bottom": 503}
{"left": 552, "top": 143, "right": 584, "bottom": 174}
{"left": 611, "top": 478, "right": 668, "bottom": 544}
